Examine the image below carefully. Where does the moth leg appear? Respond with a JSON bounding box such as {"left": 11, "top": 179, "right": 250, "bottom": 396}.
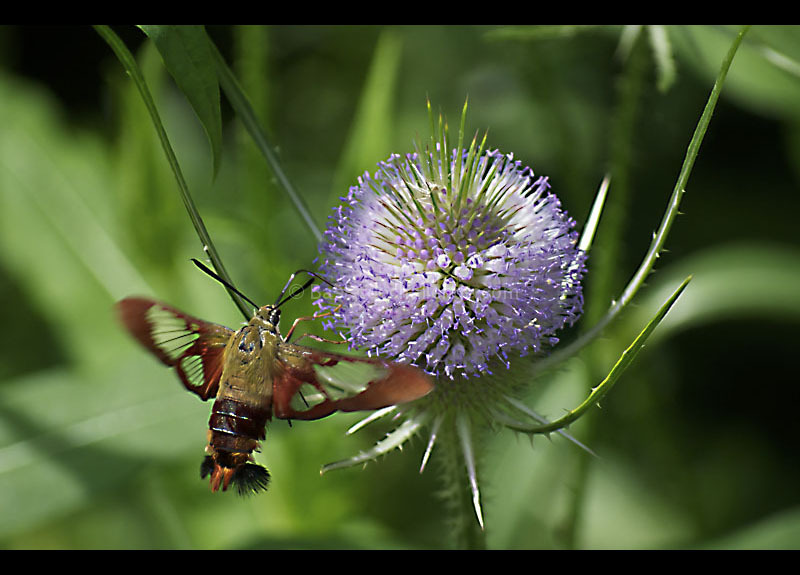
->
{"left": 284, "top": 305, "right": 343, "bottom": 342}
{"left": 291, "top": 332, "right": 348, "bottom": 346}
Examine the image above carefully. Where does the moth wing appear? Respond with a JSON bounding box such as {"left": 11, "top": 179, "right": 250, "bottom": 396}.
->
{"left": 272, "top": 344, "right": 434, "bottom": 421}
{"left": 116, "top": 297, "right": 234, "bottom": 400}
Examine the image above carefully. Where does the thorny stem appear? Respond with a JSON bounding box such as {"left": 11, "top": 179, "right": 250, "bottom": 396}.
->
{"left": 561, "top": 25, "right": 751, "bottom": 548}
{"left": 564, "top": 27, "right": 649, "bottom": 550}
{"left": 436, "top": 415, "right": 487, "bottom": 549}
{"left": 533, "top": 25, "right": 752, "bottom": 375}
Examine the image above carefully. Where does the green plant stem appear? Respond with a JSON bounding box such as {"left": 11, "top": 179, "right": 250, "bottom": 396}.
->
{"left": 499, "top": 275, "right": 691, "bottom": 436}
{"left": 534, "top": 25, "right": 752, "bottom": 375}
{"left": 94, "top": 25, "right": 250, "bottom": 320}
{"left": 209, "top": 38, "right": 322, "bottom": 244}
{"left": 565, "top": 29, "right": 648, "bottom": 550}
{"left": 559, "top": 25, "right": 750, "bottom": 549}
{"left": 584, "top": 31, "right": 647, "bottom": 328}
{"left": 436, "top": 417, "right": 487, "bottom": 549}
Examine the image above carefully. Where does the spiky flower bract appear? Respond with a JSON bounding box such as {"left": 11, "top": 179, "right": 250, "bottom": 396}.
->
{"left": 314, "top": 103, "right": 587, "bottom": 538}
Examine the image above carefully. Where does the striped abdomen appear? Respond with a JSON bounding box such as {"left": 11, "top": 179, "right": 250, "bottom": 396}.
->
{"left": 208, "top": 397, "right": 270, "bottom": 464}
{"left": 202, "top": 395, "right": 273, "bottom": 494}
{"left": 202, "top": 324, "right": 276, "bottom": 494}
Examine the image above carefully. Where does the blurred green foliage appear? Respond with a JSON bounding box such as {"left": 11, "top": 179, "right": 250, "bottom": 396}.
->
{"left": 0, "top": 25, "right": 799, "bottom": 549}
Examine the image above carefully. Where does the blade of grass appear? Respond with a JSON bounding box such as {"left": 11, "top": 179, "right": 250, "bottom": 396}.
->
{"left": 209, "top": 36, "right": 322, "bottom": 244}
{"left": 484, "top": 25, "right": 602, "bottom": 42}
{"left": 648, "top": 25, "right": 677, "bottom": 93}
{"left": 329, "top": 28, "right": 403, "bottom": 208}
{"left": 138, "top": 25, "right": 223, "bottom": 178}
{"left": 94, "top": 25, "right": 250, "bottom": 320}
{"left": 577, "top": 174, "right": 611, "bottom": 253}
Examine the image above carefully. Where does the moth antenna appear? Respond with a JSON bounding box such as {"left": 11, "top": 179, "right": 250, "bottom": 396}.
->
{"left": 275, "top": 269, "right": 334, "bottom": 307}
{"left": 191, "top": 258, "right": 260, "bottom": 309}
{"left": 275, "top": 276, "right": 315, "bottom": 309}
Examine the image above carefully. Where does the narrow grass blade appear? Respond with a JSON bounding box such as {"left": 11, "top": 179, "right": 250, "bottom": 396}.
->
{"left": 648, "top": 25, "right": 677, "bottom": 92}
{"left": 209, "top": 39, "right": 322, "bottom": 243}
{"left": 138, "top": 25, "right": 223, "bottom": 178}
{"left": 94, "top": 25, "right": 250, "bottom": 319}
{"left": 485, "top": 25, "right": 601, "bottom": 42}
{"left": 330, "top": 29, "right": 403, "bottom": 207}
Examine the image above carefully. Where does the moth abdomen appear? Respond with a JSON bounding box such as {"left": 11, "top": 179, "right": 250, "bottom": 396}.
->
{"left": 208, "top": 398, "right": 268, "bottom": 441}
{"left": 205, "top": 396, "right": 272, "bottom": 493}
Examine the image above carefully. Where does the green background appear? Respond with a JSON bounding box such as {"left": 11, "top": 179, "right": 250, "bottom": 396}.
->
{"left": 0, "top": 25, "right": 798, "bottom": 549}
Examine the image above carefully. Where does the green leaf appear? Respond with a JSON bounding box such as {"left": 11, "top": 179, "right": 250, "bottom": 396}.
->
{"left": 672, "top": 25, "right": 800, "bottom": 120}
{"left": 95, "top": 25, "right": 250, "bottom": 320}
{"left": 647, "top": 25, "right": 677, "bottom": 92}
{"left": 0, "top": 70, "right": 152, "bottom": 374}
{"left": 484, "top": 25, "right": 603, "bottom": 42}
{"left": 536, "top": 26, "right": 751, "bottom": 373}
{"left": 138, "top": 25, "right": 223, "bottom": 178}
{"left": 210, "top": 40, "right": 322, "bottom": 243}
{"left": 0, "top": 364, "right": 205, "bottom": 539}
{"left": 577, "top": 175, "right": 610, "bottom": 253}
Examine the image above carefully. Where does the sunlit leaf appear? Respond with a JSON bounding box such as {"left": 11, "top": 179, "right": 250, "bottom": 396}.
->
{"left": 0, "top": 364, "right": 205, "bottom": 539}
{"left": 95, "top": 25, "right": 250, "bottom": 320}
{"left": 648, "top": 25, "right": 677, "bottom": 92}
{"left": 672, "top": 25, "right": 800, "bottom": 120}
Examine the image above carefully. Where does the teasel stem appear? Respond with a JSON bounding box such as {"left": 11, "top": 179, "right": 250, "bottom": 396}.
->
{"left": 534, "top": 25, "right": 752, "bottom": 375}
{"left": 435, "top": 414, "right": 487, "bottom": 549}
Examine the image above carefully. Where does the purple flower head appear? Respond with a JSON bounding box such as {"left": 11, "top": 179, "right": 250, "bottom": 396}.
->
{"left": 316, "top": 139, "right": 586, "bottom": 379}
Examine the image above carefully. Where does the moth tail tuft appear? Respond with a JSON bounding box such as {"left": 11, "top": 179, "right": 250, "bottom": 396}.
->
{"left": 231, "top": 463, "right": 271, "bottom": 496}
{"left": 200, "top": 456, "right": 215, "bottom": 479}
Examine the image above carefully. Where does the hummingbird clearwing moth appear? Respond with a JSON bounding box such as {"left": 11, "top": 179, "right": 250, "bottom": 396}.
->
{"left": 116, "top": 263, "right": 433, "bottom": 495}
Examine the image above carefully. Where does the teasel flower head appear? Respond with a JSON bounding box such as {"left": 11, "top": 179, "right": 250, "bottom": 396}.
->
{"left": 314, "top": 102, "right": 587, "bottom": 535}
